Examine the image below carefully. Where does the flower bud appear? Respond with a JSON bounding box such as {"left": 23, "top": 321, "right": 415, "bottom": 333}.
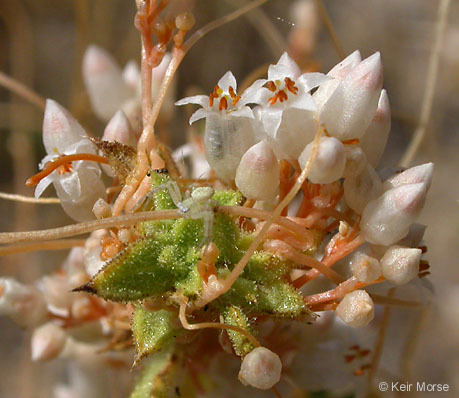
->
{"left": 344, "top": 164, "right": 382, "bottom": 214}
{"left": 92, "top": 198, "right": 112, "bottom": 220}
{"left": 83, "top": 45, "right": 131, "bottom": 121}
{"left": 298, "top": 137, "right": 346, "bottom": 184}
{"left": 238, "top": 347, "right": 282, "bottom": 390}
{"left": 0, "top": 278, "right": 48, "bottom": 327}
{"left": 383, "top": 163, "right": 434, "bottom": 191}
{"left": 380, "top": 246, "right": 421, "bottom": 285}
{"left": 31, "top": 322, "right": 67, "bottom": 361}
{"left": 122, "top": 60, "right": 140, "bottom": 93}
{"left": 235, "top": 141, "right": 280, "bottom": 200}
{"left": 313, "top": 50, "right": 362, "bottom": 111}
{"left": 320, "top": 52, "right": 383, "bottom": 140}
{"left": 336, "top": 290, "right": 374, "bottom": 327}
{"left": 41, "top": 274, "right": 73, "bottom": 317}
{"left": 343, "top": 145, "right": 367, "bottom": 178}
{"left": 350, "top": 252, "right": 381, "bottom": 283}
{"left": 102, "top": 110, "right": 136, "bottom": 147}
{"left": 360, "top": 183, "right": 428, "bottom": 246}
{"left": 360, "top": 89, "right": 391, "bottom": 167}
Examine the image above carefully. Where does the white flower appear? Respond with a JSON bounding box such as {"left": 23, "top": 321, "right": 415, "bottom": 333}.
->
{"left": 176, "top": 71, "right": 256, "bottom": 181}
{"left": 36, "top": 99, "right": 106, "bottom": 222}
{"left": 243, "top": 52, "right": 329, "bottom": 160}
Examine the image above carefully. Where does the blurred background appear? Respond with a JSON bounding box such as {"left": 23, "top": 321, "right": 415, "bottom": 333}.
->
{"left": 0, "top": 0, "right": 457, "bottom": 396}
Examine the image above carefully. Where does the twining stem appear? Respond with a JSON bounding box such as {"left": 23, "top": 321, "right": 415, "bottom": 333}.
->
{"left": 0, "top": 192, "right": 60, "bottom": 204}
{"left": 400, "top": 0, "right": 451, "bottom": 167}
{"left": 0, "top": 70, "right": 46, "bottom": 110}
{"left": 178, "top": 300, "right": 261, "bottom": 348}
{"left": 25, "top": 153, "right": 109, "bottom": 187}
{"left": 0, "top": 210, "right": 180, "bottom": 244}
{"left": 0, "top": 239, "right": 85, "bottom": 256}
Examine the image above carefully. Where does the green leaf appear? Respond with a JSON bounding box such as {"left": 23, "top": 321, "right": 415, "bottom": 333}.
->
{"left": 223, "top": 306, "right": 255, "bottom": 357}
{"left": 78, "top": 239, "right": 177, "bottom": 302}
{"left": 132, "top": 306, "right": 178, "bottom": 363}
{"left": 130, "top": 347, "right": 181, "bottom": 398}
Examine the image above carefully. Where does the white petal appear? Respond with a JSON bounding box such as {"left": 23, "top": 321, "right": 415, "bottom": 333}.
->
{"left": 34, "top": 174, "right": 55, "bottom": 198}
{"left": 288, "top": 90, "right": 317, "bottom": 111}
{"left": 217, "top": 71, "right": 237, "bottom": 92}
{"left": 189, "top": 108, "right": 211, "bottom": 125}
{"left": 297, "top": 72, "right": 330, "bottom": 92}
{"left": 259, "top": 107, "right": 283, "bottom": 139}
{"left": 175, "top": 95, "right": 209, "bottom": 107}
{"left": 43, "top": 99, "right": 86, "bottom": 154}
{"left": 240, "top": 79, "right": 269, "bottom": 105}
{"left": 82, "top": 45, "right": 132, "bottom": 121}
{"left": 229, "top": 106, "right": 254, "bottom": 119}
{"left": 268, "top": 52, "right": 301, "bottom": 80}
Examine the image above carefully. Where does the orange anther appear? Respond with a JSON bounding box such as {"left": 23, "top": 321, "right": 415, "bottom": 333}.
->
{"left": 264, "top": 81, "right": 276, "bottom": 92}
{"left": 278, "top": 90, "right": 288, "bottom": 102}
{"left": 284, "top": 77, "right": 298, "bottom": 95}
{"left": 228, "top": 86, "right": 236, "bottom": 99}
{"left": 232, "top": 95, "right": 241, "bottom": 106}
{"left": 219, "top": 97, "right": 228, "bottom": 111}
{"left": 209, "top": 94, "right": 215, "bottom": 107}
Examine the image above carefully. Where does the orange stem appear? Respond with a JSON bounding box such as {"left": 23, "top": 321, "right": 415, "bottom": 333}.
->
{"left": 26, "top": 153, "right": 109, "bottom": 187}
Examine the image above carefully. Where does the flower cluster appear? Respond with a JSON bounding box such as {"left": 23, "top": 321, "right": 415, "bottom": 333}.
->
{"left": 0, "top": 41, "right": 435, "bottom": 398}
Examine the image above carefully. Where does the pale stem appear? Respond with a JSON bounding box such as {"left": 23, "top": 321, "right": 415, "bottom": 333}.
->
{"left": 0, "top": 70, "right": 46, "bottom": 111}
{"left": 0, "top": 239, "right": 85, "bottom": 256}
{"left": 178, "top": 300, "right": 260, "bottom": 348}
{"left": 140, "top": 43, "right": 152, "bottom": 127}
{"left": 0, "top": 209, "right": 180, "bottom": 244}
{"left": 0, "top": 192, "right": 60, "bottom": 204}
{"left": 400, "top": 0, "right": 451, "bottom": 167}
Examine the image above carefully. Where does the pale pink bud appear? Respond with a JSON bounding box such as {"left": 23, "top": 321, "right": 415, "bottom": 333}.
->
{"left": 383, "top": 163, "right": 434, "bottom": 191}
{"left": 380, "top": 245, "right": 421, "bottom": 285}
{"left": 83, "top": 45, "right": 131, "bottom": 121}
{"left": 344, "top": 164, "right": 382, "bottom": 214}
{"left": 102, "top": 110, "right": 136, "bottom": 147}
{"left": 0, "top": 278, "right": 48, "bottom": 327}
{"left": 350, "top": 252, "right": 381, "bottom": 283}
{"left": 238, "top": 347, "right": 282, "bottom": 389}
{"left": 343, "top": 145, "right": 367, "bottom": 178}
{"left": 320, "top": 52, "right": 383, "bottom": 140}
{"left": 336, "top": 290, "right": 374, "bottom": 327}
{"left": 92, "top": 198, "right": 112, "bottom": 219}
{"left": 236, "top": 141, "right": 280, "bottom": 200}
{"left": 313, "top": 50, "right": 361, "bottom": 111}
{"left": 299, "top": 137, "right": 346, "bottom": 184}
{"left": 31, "top": 322, "right": 67, "bottom": 361}
{"left": 122, "top": 60, "right": 140, "bottom": 93}
{"left": 43, "top": 99, "right": 87, "bottom": 154}
{"left": 360, "top": 183, "right": 428, "bottom": 246}
{"left": 41, "top": 274, "right": 73, "bottom": 317}
{"left": 360, "top": 89, "right": 391, "bottom": 167}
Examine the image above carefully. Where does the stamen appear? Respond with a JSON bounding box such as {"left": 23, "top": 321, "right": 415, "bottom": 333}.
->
{"left": 25, "top": 153, "right": 109, "bottom": 187}
{"left": 264, "top": 81, "right": 276, "bottom": 92}
{"left": 284, "top": 77, "right": 298, "bottom": 95}
{"left": 219, "top": 96, "right": 228, "bottom": 111}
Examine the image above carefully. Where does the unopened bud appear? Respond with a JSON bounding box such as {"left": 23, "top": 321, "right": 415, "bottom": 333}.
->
{"left": 83, "top": 45, "right": 131, "bottom": 121}
{"left": 343, "top": 145, "right": 367, "bottom": 178}
{"left": 0, "top": 278, "right": 48, "bottom": 327}
{"left": 236, "top": 140, "right": 280, "bottom": 200}
{"left": 350, "top": 252, "right": 381, "bottom": 283}
{"left": 336, "top": 290, "right": 374, "bottom": 327}
{"left": 344, "top": 164, "right": 382, "bottom": 214}
{"left": 298, "top": 137, "right": 346, "bottom": 184}
{"left": 92, "top": 198, "right": 112, "bottom": 220}
{"left": 313, "top": 50, "right": 361, "bottom": 111}
{"left": 360, "top": 183, "right": 427, "bottom": 246}
{"left": 31, "top": 322, "right": 67, "bottom": 361}
{"left": 320, "top": 52, "right": 383, "bottom": 140}
{"left": 380, "top": 245, "right": 421, "bottom": 285}
{"left": 175, "top": 12, "right": 195, "bottom": 31}
{"left": 360, "top": 89, "right": 391, "bottom": 167}
{"left": 122, "top": 60, "right": 140, "bottom": 93}
{"left": 383, "top": 163, "right": 434, "bottom": 191}
{"left": 102, "top": 110, "right": 136, "bottom": 147}
{"left": 238, "top": 347, "right": 282, "bottom": 390}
